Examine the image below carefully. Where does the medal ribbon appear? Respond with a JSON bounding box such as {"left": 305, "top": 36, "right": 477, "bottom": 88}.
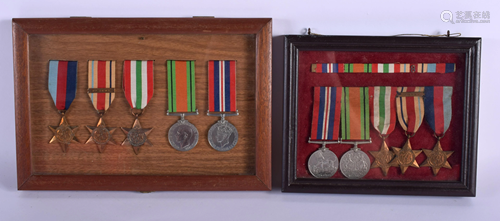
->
{"left": 167, "top": 60, "right": 196, "bottom": 113}
{"left": 88, "top": 60, "right": 115, "bottom": 111}
{"left": 424, "top": 86, "right": 453, "bottom": 137}
{"left": 123, "top": 60, "right": 154, "bottom": 109}
{"left": 396, "top": 87, "right": 425, "bottom": 135}
{"left": 48, "top": 60, "right": 78, "bottom": 111}
{"left": 310, "top": 87, "right": 342, "bottom": 140}
{"left": 341, "top": 87, "right": 370, "bottom": 140}
{"left": 311, "top": 63, "right": 455, "bottom": 74}
{"left": 369, "top": 86, "right": 397, "bottom": 136}
{"left": 208, "top": 60, "right": 236, "bottom": 112}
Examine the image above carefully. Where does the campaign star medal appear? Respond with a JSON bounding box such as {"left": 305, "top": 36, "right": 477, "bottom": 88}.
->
{"left": 47, "top": 60, "right": 79, "bottom": 153}
{"left": 421, "top": 86, "right": 454, "bottom": 175}
{"left": 166, "top": 60, "right": 199, "bottom": 151}
{"left": 307, "top": 87, "right": 343, "bottom": 178}
{"left": 390, "top": 87, "right": 425, "bottom": 174}
{"left": 338, "top": 87, "right": 371, "bottom": 179}
{"left": 368, "top": 86, "right": 398, "bottom": 176}
{"left": 85, "top": 60, "right": 117, "bottom": 153}
{"left": 207, "top": 60, "right": 239, "bottom": 152}
{"left": 121, "top": 60, "right": 155, "bottom": 155}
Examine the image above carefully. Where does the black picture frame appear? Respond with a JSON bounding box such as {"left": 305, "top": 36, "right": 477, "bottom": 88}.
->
{"left": 281, "top": 35, "right": 481, "bottom": 196}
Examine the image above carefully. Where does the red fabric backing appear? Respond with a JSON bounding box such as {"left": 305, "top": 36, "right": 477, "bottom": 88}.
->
{"left": 297, "top": 51, "right": 465, "bottom": 181}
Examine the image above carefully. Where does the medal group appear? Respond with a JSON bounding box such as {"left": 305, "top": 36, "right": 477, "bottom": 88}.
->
{"left": 307, "top": 63, "right": 456, "bottom": 179}
{"left": 47, "top": 60, "right": 240, "bottom": 155}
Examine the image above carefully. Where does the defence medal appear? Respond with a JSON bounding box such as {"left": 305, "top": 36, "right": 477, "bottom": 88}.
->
{"left": 166, "top": 60, "right": 199, "bottom": 151}
{"left": 47, "top": 60, "right": 79, "bottom": 153}
{"left": 121, "top": 60, "right": 154, "bottom": 155}
{"left": 390, "top": 87, "right": 425, "bottom": 174}
{"left": 422, "top": 86, "right": 454, "bottom": 175}
{"left": 368, "top": 86, "right": 398, "bottom": 176}
{"left": 207, "top": 60, "right": 238, "bottom": 152}
{"left": 339, "top": 87, "right": 371, "bottom": 179}
{"left": 307, "top": 87, "right": 342, "bottom": 178}
{"left": 84, "top": 60, "right": 117, "bottom": 153}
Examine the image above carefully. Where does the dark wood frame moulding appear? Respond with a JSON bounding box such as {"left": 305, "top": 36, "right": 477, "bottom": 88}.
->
{"left": 13, "top": 17, "right": 272, "bottom": 191}
{"left": 281, "top": 35, "right": 480, "bottom": 196}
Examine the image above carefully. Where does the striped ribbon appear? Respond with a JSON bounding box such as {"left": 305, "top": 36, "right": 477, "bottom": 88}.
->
{"left": 396, "top": 87, "right": 425, "bottom": 134}
{"left": 167, "top": 60, "right": 196, "bottom": 112}
{"left": 48, "top": 60, "right": 78, "bottom": 111}
{"left": 369, "top": 86, "right": 397, "bottom": 136}
{"left": 208, "top": 60, "right": 236, "bottom": 112}
{"left": 424, "top": 86, "right": 453, "bottom": 137}
{"left": 310, "top": 87, "right": 342, "bottom": 140}
{"left": 123, "top": 60, "right": 154, "bottom": 109}
{"left": 311, "top": 63, "right": 455, "bottom": 74}
{"left": 341, "top": 87, "right": 370, "bottom": 140}
{"left": 88, "top": 60, "right": 115, "bottom": 111}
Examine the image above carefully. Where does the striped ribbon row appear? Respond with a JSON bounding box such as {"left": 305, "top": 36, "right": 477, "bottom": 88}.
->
{"left": 310, "top": 86, "right": 453, "bottom": 141}
{"left": 311, "top": 63, "right": 456, "bottom": 74}
{"left": 167, "top": 60, "right": 196, "bottom": 113}
{"left": 88, "top": 60, "right": 115, "bottom": 111}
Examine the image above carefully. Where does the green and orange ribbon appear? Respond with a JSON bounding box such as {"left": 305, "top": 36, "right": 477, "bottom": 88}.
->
{"left": 341, "top": 87, "right": 370, "bottom": 140}
{"left": 167, "top": 60, "right": 196, "bottom": 113}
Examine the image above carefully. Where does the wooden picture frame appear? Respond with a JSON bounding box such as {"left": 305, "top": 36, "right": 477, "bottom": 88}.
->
{"left": 282, "top": 35, "right": 480, "bottom": 196}
{"left": 13, "top": 18, "right": 272, "bottom": 191}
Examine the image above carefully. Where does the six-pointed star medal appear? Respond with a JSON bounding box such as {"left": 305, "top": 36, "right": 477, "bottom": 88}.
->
{"left": 85, "top": 118, "right": 117, "bottom": 153}
{"left": 121, "top": 118, "right": 153, "bottom": 155}
{"left": 421, "top": 141, "right": 453, "bottom": 176}
{"left": 389, "top": 140, "right": 422, "bottom": 174}
{"left": 48, "top": 116, "right": 79, "bottom": 153}
{"left": 369, "top": 141, "right": 395, "bottom": 176}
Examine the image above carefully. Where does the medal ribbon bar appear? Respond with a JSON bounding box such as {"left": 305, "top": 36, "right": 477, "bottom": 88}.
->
{"left": 311, "top": 63, "right": 455, "bottom": 74}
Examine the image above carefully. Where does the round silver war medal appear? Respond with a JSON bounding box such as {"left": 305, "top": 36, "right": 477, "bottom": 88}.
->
{"left": 208, "top": 118, "right": 238, "bottom": 152}
{"left": 340, "top": 145, "right": 371, "bottom": 179}
{"left": 308, "top": 147, "right": 339, "bottom": 178}
{"left": 168, "top": 119, "right": 199, "bottom": 151}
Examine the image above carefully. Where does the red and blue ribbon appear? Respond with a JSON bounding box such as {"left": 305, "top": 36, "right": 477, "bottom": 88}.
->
{"left": 48, "top": 60, "right": 78, "bottom": 111}
{"left": 424, "top": 86, "right": 453, "bottom": 137}
{"left": 208, "top": 60, "right": 236, "bottom": 112}
{"left": 311, "top": 87, "right": 342, "bottom": 140}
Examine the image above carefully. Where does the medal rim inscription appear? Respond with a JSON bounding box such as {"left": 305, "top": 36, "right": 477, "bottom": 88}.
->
{"left": 308, "top": 148, "right": 339, "bottom": 178}
{"left": 207, "top": 120, "right": 238, "bottom": 152}
{"left": 168, "top": 120, "right": 199, "bottom": 151}
{"left": 340, "top": 148, "right": 371, "bottom": 179}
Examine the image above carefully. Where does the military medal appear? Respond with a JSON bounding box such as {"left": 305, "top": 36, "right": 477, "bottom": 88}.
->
{"left": 207, "top": 60, "right": 238, "bottom": 152}
{"left": 311, "top": 63, "right": 456, "bottom": 74}
{"left": 368, "top": 86, "right": 398, "bottom": 176}
{"left": 84, "top": 60, "right": 117, "bottom": 153}
{"left": 307, "top": 87, "right": 342, "bottom": 178}
{"left": 390, "top": 87, "right": 425, "bottom": 174}
{"left": 339, "top": 87, "right": 371, "bottom": 179}
{"left": 422, "top": 86, "right": 454, "bottom": 175}
{"left": 121, "top": 60, "right": 154, "bottom": 155}
{"left": 47, "top": 60, "right": 79, "bottom": 153}
{"left": 166, "top": 60, "right": 199, "bottom": 151}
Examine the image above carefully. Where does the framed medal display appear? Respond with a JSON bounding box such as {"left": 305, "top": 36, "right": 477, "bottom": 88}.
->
{"left": 282, "top": 35, "right": 480, "bottom": 196}
{"left": 12, "top": 18, "right": 272, "bottom": 191}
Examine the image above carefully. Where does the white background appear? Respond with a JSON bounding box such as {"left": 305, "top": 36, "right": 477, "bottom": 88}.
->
{"left": 1, "top": 0, "right": 499, "bottom": 220}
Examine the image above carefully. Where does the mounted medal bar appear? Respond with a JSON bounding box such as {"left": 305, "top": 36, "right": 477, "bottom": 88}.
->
{"left": 283, "top": 35, "right": 480, "bottom": 196}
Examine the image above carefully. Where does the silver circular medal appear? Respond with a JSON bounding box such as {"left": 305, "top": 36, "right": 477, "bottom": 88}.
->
{"left": 208, "top": 120, "right": 238, "bottom": 152}
{"left": 168, "top": 120, "right": 199, "bottom": 151}
{"left": 340, "top": 147, "right": 371, "bottom": 179}
{"left": 308, "top": 147, "right": 339, "bottom": 178}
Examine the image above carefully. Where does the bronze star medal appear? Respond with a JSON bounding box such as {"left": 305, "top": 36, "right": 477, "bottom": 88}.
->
{"left": 369, "top": 140, "right": 395, "bottom": 176}
{"left": 85, "top": 118, "right": 117, "bottom": 153}
{"left": 389, "top": 139, "right": 422, "bottom": 174}
{"left": 121, "top": 118, "right": 153, "bottom": 155}
{"left": 49, "top": 116, "right": 79, "bottom": 153}
{"left": 421, "top": 141, "right": 453, "bottom": 175}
